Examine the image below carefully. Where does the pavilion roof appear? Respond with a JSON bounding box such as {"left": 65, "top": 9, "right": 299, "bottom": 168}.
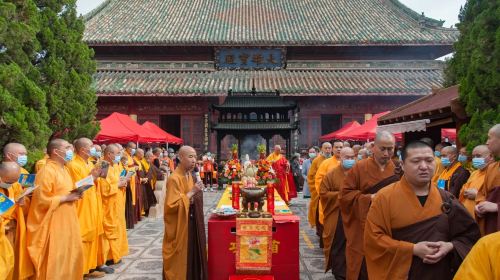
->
{"left": 84, "top": 0, "right": 458, "bottom": 46}
{"left": 212, "top": 122, "right": 297, "bottom": 130}
{"left": 93, "top": 60, "right": 444, "bottom": 96}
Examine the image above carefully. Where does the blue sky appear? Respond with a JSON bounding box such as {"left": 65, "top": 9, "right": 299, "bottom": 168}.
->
{"left": 77, "top": 0, "right": 466, "bottom": 27}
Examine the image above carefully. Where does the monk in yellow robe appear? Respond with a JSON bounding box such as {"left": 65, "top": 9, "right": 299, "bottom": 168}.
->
{"left": 27, "top": 139, "right": 84, "bottom": 279}
{"left": 454, "top": 231, "right": 500, "bottom": 279}
{"left": 437, "top": 146, "right": 470, "bottom": 198}
{"left": 364, "top": 140, "right": 479, "bottom": 280}
{"left": 163, "top": 146, "right": 207, "bottom": 279}
{"left": 2, "top": 143, "right": 33, "bottom": 280}
{"left": 340, "top": 131, "right": 399, "bottom": 280}
{"left": 66, "top": 138, "right": 105, "bottom": 278}
{"left": 459, "top": 145, "right": 493, "bottom": 220}
{"left": 97, "top": 144, "right": 128, "bottom": 265}
{"left": 430, "top": 142, "right": 445, "bottom": 184}
{"left": 475, "top": 124, "right": 500, "bottom": 235}
{"left": 319, "top": 147, "right": 355, "bottom": 279}
{"left": 307, "top": 142, "right": 332, "bottom": 229}
{"left": 125, "top": 142, "right": 142, "bottom": 222}
{"left": 0, "top": 162, "right": 22, "bottom": 280}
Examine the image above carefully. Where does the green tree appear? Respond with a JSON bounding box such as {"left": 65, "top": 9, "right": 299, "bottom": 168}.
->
{"left": 35, "top": 0, "right": 98, "bottom": 140}
{"left": 445, "top": 0, "right": 500, "bottom": 150}
{"left": 0, "top": 0, "right": 51, "bottom": 165}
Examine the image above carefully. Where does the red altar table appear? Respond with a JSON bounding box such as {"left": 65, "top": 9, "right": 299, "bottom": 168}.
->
{"left": 208, "top": 214, "right": 300, "bottom": 280}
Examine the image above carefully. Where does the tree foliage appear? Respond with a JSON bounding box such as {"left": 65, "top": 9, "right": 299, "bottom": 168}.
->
{"left": 445, "top": 0, "right": 500, "bottom": 150}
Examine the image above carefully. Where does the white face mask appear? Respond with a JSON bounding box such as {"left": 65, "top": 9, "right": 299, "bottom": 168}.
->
{"left": 0, "top": 181, "right": 14, "bottom": 189}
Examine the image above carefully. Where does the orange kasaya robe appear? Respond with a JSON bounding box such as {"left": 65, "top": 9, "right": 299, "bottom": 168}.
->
{"left": 454, "top": 231, "right": 500, "bottom": 280}
{"left": 364, "top": 176, "right": 479, "bottom": 280}
{"left": 319, "top": 165, "right": 347, "bottom": 272}
{"left": 431, "top": 156, "right": 444, "bottom": 184}
{"left": 125, "top": 151, "right": 137, "bottom": 207}
{"left": 97, "top": 162, "right": 128, "bottom": 263}
{"left": 0, "top": 182, "right": 33, "bottom": 280}
{"left": 315, "top": 156, "right": 340, "bottom": 225}
{"left": 339, "top": 157, "right": 396, "bottom": 280}
{"left": 0, "top": 218, "right": 14, "bottom": 280}
{"left": 163, "top": 166, "right": 193, "bottom": 279}
{"left": 306, "top": 154, "right": 326, "bottom": 227}
{"left": 66, "top": 154, "right": 102, "bottom": 274}
{"left": 27, "top": 159, "right": 84, "bottom": 280}
{"left": 475, "top": 161, "right": 500, "bottom": 235}
{"left": 459, "top": 168, "right": 486, "bottom": 218}
{"left": 35, "top": 154, "right": 49, "bottom": 173}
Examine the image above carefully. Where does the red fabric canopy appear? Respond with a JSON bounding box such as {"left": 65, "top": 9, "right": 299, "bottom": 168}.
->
{"left": 441, "top": 128, "right": 456, "bottom": 141}
{"left": 94, "top": 112, "right": 165, "bottom": 143}
{"left": 320, "top": 121, "right": 361, "bottom": 142}
{"left": 338, "top": 111, "right": 401, "bottom": 141}
{"left": 142, "top": 121, "right": 183, "bottom": 145}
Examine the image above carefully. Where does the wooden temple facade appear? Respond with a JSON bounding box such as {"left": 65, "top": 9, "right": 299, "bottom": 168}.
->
{"left": 84, "top": 0, "right": 458, "bottom": 159}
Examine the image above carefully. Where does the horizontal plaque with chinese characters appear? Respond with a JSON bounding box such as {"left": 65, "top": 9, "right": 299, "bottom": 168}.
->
{"left": 215, "top": 47, "right": 285, "bottom": 70}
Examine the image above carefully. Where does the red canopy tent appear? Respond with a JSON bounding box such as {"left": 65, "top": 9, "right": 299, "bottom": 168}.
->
{"left": 441, "top": 128, "right": 456, "bottom": 141}
{"left": 94, "top": 112, "right": 165, "bottom": 143}
{"left": 142, "top": 121, "right": 183, "bottom": 145}
{"left": 320, "top": 121, "right": 361, "bottom": 142}
{"left": 338, "top": 111, "right": 402, "bottom": 141}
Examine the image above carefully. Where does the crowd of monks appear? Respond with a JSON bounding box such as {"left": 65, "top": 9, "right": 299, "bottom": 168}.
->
{"left": 308, "top": 124, "right": 500, "bottom": 279}
{"left": 0, "top": 139, "right": 174, "bottom": 279}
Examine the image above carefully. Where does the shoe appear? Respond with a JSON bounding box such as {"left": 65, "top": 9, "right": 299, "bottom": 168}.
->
{"left": 96, "top": 265, "right": 114, "bottom": 274}
{"left": 85, "top": 270, "right": 105, "bottom": 278}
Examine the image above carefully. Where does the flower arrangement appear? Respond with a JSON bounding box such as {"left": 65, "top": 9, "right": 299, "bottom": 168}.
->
{"left": 222, "top": 158, "right": 242, "bottom": 183}
{"left": 255, "top": 158, "right": 276, "bottom": 185}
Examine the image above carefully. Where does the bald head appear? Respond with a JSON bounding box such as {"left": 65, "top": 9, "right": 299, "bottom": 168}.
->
{"left": 340, "top": 147, "right": 355, "bottom": 160}
{"left": 178, "top": 146, "right": 197, "bottom": 171}
{"left": 373, "top": 131, "right": 395, "bottom": 166}
{"left": 104, "top": 144, "right": 120, "bottom": 163}
{"left": 3, "top": 143, "right": 27, "bottom": 163}
{"left": 74, "top": 138, "right": 93, "bottom": 153}
{"left": 274, "top": 145, "right": 281, "bottom": 154}
{"left": 0, "top": 161, "right": 22, "bottom": 186}
{"left": 47, "top": 139, "right": 68, "bottom": 156}
{"left": 487, "top": 124, "right": 500, "bottom": 157}
{"left": 375, "top": 131, "right": 395, "bottom": 144}
{"left": 441, "top": 146, "right": 458, "bottom": 164}
{"left": 136, "top": 148, "right": 144, "bottom": 159}
{"left": 472, "top": 145, "right": 491, "bottom": 157}
{"left": 321, "top": 142, "right": 332, "bottom": 157}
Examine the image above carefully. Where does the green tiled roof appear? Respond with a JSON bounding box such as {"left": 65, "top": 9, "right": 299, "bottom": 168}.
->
{"left": 84, "top": 0, "right": 458, "bottom": 46}
{"left": 212, "top": 122, "right": 297, "bottom": 130}
{"left": 93, "top": 60, "right": 444, "bottom": 96}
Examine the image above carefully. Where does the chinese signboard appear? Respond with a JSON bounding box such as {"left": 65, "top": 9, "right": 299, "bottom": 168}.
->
{"left": 216, "top": 47, "right": 285, "bottom": 70}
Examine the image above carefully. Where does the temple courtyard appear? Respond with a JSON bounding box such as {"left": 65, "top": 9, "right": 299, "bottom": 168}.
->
{"left": 96, "top": 190, "right": 331, "bottom": 280}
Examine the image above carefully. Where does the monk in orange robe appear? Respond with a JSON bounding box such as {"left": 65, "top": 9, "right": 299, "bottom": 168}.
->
{"left": 320, "top": 147, "right": 355, "bottom": 279}
{"left": 364, "top": 140, "right": 479, "bottom": 280}
{"left": 307, "top": 142, "right": 331, "bottom": 228}
{"left": 27, "top": 139, "right": 84, "bottom": 279}
{"left": 97, "top": 144, "right": 128, "bottom": 265}
{"left": 454, "top": 231, "right": 500, "bottom": 279}
{"left": 0, "top": 162, "right": 22, "bottom": 280}
{"left": 1, "top": 143, "right": 34, "bottom": 280}
{"left": 66, "top": 138, "right": 106, "bottom": 278}
{"left": 459, "top": 145, "right": 493, "bottom": 220}
{"left": 475, "top": 124, "right": 500, "bottom": 235}
{"left": 339, "top": 131, "right": 400, "bottom": 280}
{"left": 437, "top": 146, "right": 470, "bottom": 198}
{"left": 266, "top": 145, "right": 297, "bottom": 203}
{"left": 163, "top": 146, "right": 207, "bottom": 279}
{"left": 313, "top": 141, "right": 342, "bottom": 248}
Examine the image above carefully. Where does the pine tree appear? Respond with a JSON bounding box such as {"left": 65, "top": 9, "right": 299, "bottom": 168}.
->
{"left": 35, "top": 0, "right": 98, "bottom": 140}
{"left": 445, "top": 0, "right": 500, "bottom": 150}
{"left": 0, "top": 0, "right": 51, "bottom": 165}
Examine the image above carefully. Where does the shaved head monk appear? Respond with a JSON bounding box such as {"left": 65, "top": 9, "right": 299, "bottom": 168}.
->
{"left": 307, "top": 142, "right": 332, "bottom": 229}
{"left": 320, "top": 147, "right": 355, "bottom": 279}
{"left": 339, "top": 131, "right": 400, "bottom": 280}
{"left": 163, "top": 146, "right": 207, "bottom": 280}
{"left": 313, "top": 140, "right": 343, "bottom": 248}
{"left": 0, "top": 162, "right": 22, "bottom": 279}
{"left": 364, "top": 140, "right": 479, "bottom": 279}
{"left": 27, "top": 139, "right": 84, "bottom": 279}
{"left": 475, "top": 123, "right": 500, "bottom": 235}
{"left": 267, "top": 145, "right": 298, "bottom": 203}
{"left": 437, "top": 146, "right": 470, "bottom": 198}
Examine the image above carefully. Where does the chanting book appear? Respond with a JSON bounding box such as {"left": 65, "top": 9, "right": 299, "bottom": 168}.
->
{"left": 71, "top": 175, "right": 94, "bottom": 194}
{"left": 15, "top": 185, "right": 38, "bottom": 202}
{"left": 18, "top": 174, "right": 36, "bottom": 188}
{"left": 0, "top": 192, "right": 15, "bottom": 215}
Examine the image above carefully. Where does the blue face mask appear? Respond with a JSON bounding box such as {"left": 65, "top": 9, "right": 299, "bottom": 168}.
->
{"left": 357, "top": 154, "right": 363, "bottom": 160}
{"left": 96, "top": 151, "right": 102, "bottom": 158}
{"left": 396, "top": 150, "right": 401, "bottom": 157}
{"left": 90, "top": 147, "right": 98, "bottom": 157}
{"left": 342, "top": 159, "right": 356, "bottom": 169}
{"left": 472, "top": 157, "right": 486, "bottom": 169}
{"left": 64, "top": 150, "right": 74, "bottom": 162}
{"left": 434, "top": 151, "right": 441, "bottom": 157}
{"left": 131, "top": 149, "right": 136, "bottom": 156}
{"left": 309, "top": 153, "right": 316, "bottom": 159}
{"left": 114, "top": 155, "right": 121, "bottom": 163}
{"left": 17, "top": 155, "right": 28, "bottom": 167}
{"left": 441, "top": 157, "right": 451, "bottom": 167}
{"left": 458, "top": 154, "right": 467, "bottom": 163}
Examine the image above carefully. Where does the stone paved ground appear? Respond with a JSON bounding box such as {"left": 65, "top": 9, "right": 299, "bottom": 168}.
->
{"left": 97, "top": 190, "right": 334, "bottom": 280}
